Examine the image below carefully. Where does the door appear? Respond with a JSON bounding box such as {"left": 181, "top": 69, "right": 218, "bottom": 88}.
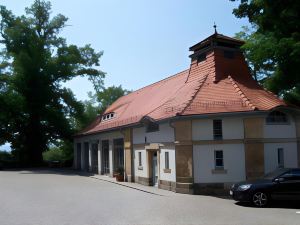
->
{"left": 272, "top": 169, "right": 300, "bottom": 200}
{"left": 102, "top": 140, "right": 110, "bottom": 175}
{"left": 152, "top": 152, "right": 158, "bottom": 187}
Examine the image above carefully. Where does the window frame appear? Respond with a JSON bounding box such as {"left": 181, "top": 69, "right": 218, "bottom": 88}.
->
{"left": 214, "top": 150, "right": 224, "bottom": 169}
{"left": 213, "top": 119, "right": 223, "bottom": 140}
{"left": 165, "top": 152, "right": 169, "bottom": 169}
{"left": 266, "top": 111, "right": 288, "bottom": 125}
{"left": 197, "top": 53, "right": 206, "bottom": 64}
{"left": 277, "top": 148, "right": 284, "bottom": 168}
{"left": 146, "top": 122, "right": 159, "bottom": 133}
{"left": 138, "top": 152, "right": 142, "bottom": 167}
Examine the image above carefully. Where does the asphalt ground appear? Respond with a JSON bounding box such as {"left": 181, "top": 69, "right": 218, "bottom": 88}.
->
{"left": 0, "top": 169, "right": 299, "bottom": 225}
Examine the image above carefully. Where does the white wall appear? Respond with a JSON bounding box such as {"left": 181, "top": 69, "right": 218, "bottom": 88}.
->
{"left": 264, "top": 115, "right": 296, "bottom": 139}
{"left": 192, "top": 117, "right": 244, "bottom": 140}
{"left": 159, "top": 147, "right": 176, "bottom": 182}
{"left": 133, "top": 123, "right": 174, "bottom": 144}
{"left": 134, "top": 148, "right": 148, "bottom": 178}
{"left": 193, "top": 144, "right": 246, "bottom": 183}
{"left": 264, "top": 142, "right": 298, "bottom": 174}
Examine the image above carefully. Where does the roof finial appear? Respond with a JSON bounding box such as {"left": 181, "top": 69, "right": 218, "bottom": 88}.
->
{"left": 213, "top": 22, "right": 217, "bottom": 34}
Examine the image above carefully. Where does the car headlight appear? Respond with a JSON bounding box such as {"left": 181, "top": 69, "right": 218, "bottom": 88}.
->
{"left": 237, "top": 184, "right": 252, "bottom": 191}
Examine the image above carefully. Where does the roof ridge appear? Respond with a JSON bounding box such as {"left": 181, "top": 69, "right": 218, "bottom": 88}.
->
{"left": 228, "top": 75, "right": 257, "bottom": 110}
{"left": 180, "top": 74, "right": 208, "bottom": 114}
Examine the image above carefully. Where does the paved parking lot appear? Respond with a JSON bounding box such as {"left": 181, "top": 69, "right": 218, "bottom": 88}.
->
{"left": 0, "top": 169, "right": 299, "bottom": 225}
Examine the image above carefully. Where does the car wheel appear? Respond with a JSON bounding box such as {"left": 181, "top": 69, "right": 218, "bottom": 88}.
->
{"left": 252, "top": 191, "right": 268, "bottom": 207}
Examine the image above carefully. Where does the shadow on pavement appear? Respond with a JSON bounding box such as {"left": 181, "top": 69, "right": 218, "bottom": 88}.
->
{"left": 235, "top": 200, "right": 300, "bottom": 209}
{"left": 2, "top": 168, "right": 93, "bottom": 177}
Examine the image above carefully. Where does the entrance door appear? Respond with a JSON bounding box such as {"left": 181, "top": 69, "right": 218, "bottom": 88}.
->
{"left": 102, "top": 140, "right": 110, "bottom": 175}
{"left": 152, "top": 152, "right": 158, "bottom": 187}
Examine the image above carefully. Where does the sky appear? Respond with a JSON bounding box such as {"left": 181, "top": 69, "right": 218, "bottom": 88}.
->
{"left": 0, "top": 0, "right": 249, "bottom": 151}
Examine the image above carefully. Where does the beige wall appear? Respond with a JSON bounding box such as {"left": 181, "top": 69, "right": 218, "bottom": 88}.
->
{"left": 174, "top": 120, "right": 193, "bottom": 179}
{"left": 244, "top": 117, "right": 264, "bottom": 179}
{"left": 124, "top": 128, "right": 133, "bottom": 181}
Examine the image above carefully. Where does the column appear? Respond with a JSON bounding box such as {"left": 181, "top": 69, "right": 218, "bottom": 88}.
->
{"left": 109, "top": 139, "right": 114, "bottom": 177}
{"left": 80, "top": 142, "right": 84, "bottom": 170}
{"left": 88, "top": 142, "right": 92, "bottom": 172}
{"left": 124, "top": 128, "right": 133, "bottom": 182}
{"left": 98, "top": 140, "right": 102, "bottom": 174}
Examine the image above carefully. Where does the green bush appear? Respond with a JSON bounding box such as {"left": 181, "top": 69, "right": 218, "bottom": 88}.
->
{"left": 43, "top": 147, "right": 65, "bottom": 162}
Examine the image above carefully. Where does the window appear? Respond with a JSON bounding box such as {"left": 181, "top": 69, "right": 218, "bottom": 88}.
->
{"left": 266, "top": 111, "right": 288, "bottom": 124}
{"left": 214, "top": 150, "right": 224, "bottom": 169}
{"left": 277, "top": 148, "right": 284, "bottom": 168}
{"left": 138, "top": 152, "right": 142, "bottom": 166}
{"left": 102, "top": 112, "right": 115, "bottom": 121}
{"left": 165, "top": 152, "right": 169, "bottom": 169}
{"left": 224, "top": 50, "right": 235, "bottom": 59}
{"left": 146, "top": 122, "right": 159, "bottom": 133}
{"left": 197, "top": 53, "right": 206, "bottom": 63}
{"left": 213, "top": 119, "right": 223, "bottom": 140}
{"left": 290, "top": 170, "right": 300, "bottom": 180}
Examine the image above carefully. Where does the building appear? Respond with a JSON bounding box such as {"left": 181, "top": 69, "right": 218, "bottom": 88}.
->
{"left": 73, "top": 32, "right": 300, "bottom": 194}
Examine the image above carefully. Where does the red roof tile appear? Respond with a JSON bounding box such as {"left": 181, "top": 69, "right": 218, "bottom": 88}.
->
{"left": 77, "top": 34, "right": 286, "bottom": 136}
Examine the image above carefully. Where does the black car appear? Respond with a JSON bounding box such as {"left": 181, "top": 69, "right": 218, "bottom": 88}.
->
{"left": 230, "top": 168, "right": 300, "bottom": 207}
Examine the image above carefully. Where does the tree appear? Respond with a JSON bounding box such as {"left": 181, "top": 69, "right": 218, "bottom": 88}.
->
{"left": 232, "top": 0, "right": 300, "bottom": 105}
{"left": 81, "top": 85, "right": 130, "bottom": 126}
{"left": 0, "top": 0, "right": 105, "bottom": 166}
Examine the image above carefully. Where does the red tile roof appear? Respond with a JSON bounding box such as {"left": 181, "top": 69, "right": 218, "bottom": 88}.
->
{"left": 77, "top": 34, "right": 286, "bottom": 136}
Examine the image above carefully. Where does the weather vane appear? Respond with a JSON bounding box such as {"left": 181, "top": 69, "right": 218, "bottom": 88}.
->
{"left": 213, "top": 22, "right": 217, "bottom": 34}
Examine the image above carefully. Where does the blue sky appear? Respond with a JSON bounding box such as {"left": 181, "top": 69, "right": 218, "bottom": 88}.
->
{"left": 0, "top": 0, "right": 249, "bottom": 151}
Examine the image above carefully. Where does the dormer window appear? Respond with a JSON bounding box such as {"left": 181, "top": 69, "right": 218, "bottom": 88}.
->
{"left": 102, "top": 112, "right": 115, "bottom": 121}
{"left": 146, "top": 122, "right": 159, "bottom": 133}
{"left": 266, "top": 111, "right": 288, "bottom": 124}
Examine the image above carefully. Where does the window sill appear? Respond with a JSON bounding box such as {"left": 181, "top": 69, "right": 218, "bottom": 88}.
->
{"left": 211, "top": 169, "right": 227, "bottom": 174}
{"left": 138, "top": 166, "right": 143, "bottom": 170}
{"left": 163, "top": 168, "right": 171, "bottom": 173}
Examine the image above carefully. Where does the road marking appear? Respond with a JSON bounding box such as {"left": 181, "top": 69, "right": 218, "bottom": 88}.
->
{"left": 296, "top": 211, "right": 300, "bottom": 214}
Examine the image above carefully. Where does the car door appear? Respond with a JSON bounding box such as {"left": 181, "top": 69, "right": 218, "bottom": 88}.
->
{"left": 272, "top": 169, "right": 300, "bottom": 200}
{"left": 289, "top": 169, "right": 300, "bottom": 200}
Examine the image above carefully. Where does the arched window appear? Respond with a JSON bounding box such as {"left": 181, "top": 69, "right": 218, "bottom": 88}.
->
{"left": 266, "top": 111, "right": 288, "bottom": 124}
{"left": 102, "top": 112, "right": 115, "bottom": 121}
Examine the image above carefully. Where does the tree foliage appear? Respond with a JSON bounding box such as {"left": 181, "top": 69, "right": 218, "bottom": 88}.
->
{"left": 232, "top": 0, "right": 300, "bottom": 105}
{"left": 0, "top": 0, "right": 105, "bottom": 166}
{"left": 82, "top": 85, "right": 130, "bottom": 126}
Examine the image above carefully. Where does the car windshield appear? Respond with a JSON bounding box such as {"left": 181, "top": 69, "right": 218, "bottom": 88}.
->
{"left": 264, "top": 168, "right": 290, "bottom": 179}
